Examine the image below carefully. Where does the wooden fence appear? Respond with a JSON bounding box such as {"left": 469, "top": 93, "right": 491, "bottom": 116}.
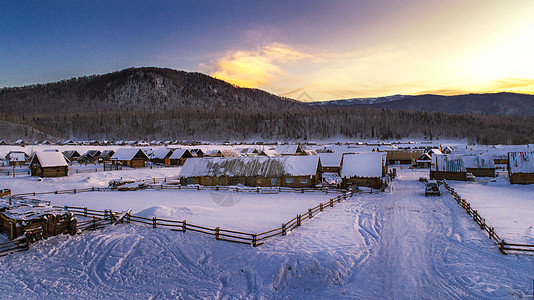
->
{"left": 442, "top": 181, "right": 534, "bottom": 255}
{"left": 50, "top": 190, "right": 354, "bottom": 247}
{"left": 0, "top": 236, "right": 28, "bottom": 257}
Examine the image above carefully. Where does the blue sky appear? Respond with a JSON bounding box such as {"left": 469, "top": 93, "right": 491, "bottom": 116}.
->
{"left": 2, "top": 1, "right": 534, "bottom": 100}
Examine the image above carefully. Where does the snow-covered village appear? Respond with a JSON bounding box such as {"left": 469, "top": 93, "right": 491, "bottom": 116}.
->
{"left": 3, "top": 1, "right": 534, "bottom": 299}
{"left": 0, "top": 140, "right": 533, "bottom": 298}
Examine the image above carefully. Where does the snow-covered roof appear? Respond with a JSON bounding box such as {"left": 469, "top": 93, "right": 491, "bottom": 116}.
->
{"left": 5, "top": 151, "right": 28, "bottom": 162}
{"left": 508, "top": 152, "right": 534, "bottom": 174}
{"left": 110, "top": 148, "right": 148, "bottom": 161}
{"left": 275, "top": 145, "right": 303, "bottom": 155}
{"left": 150, "top": 148, "right": 173, "bottom": 160}
{"left": 179, "top": 156, "right": 321, "bottom": 178}
{"left": 431, "top": 154, "right": 466, "bottom": 172}
{"left": 259, "top": 149, "right": 281, "bottom": 157}
{"left": 462, "top": 155, "right": 495, "bottom": 169}
{"left": 169, "top": 149, "right": 193, "bottom": 159}
{"left": 318, "top": 153, "right": 343, "bottom": 167}
{"left": 427, "top": 149, "right": 443, "bottom": 156}
{"left": 340, "top": 153, "right": 385, "bottom": 178}
{"left": 31, "top": 151, "right": 68, "bottom": 167}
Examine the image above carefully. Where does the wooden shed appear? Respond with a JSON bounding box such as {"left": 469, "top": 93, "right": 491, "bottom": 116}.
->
{"left": 508, "top": 152, "right": 534, "bottom": 184}
{"left": 62, "top": 150, "right": 81, "bottom": 162}
{"left": 149, "top": 148, "right": 174, "bottom": 165}
{"left": 110, "top": 148, "right": 149, "bottom": 168}
{"left": 430, "top": 154, "right": 466, "bottom": 181}
{"left": 179, "top": 156, "right": 322, "bottom": 188}
{"left": 5, "top": 151, "right": 29, "bottom": 167}
{"left": 168, "top": 149, "right": 194, "bottom": 166}
{"left": 318, "top": 152, "right": 343, "bottom": 173}
{"left": 385, "top": 150, "right": 423, "bottom": 165}
{"left": 29, "top": 151, "right": 69, "bottom": 177}
{"left": 340, "top": 152, "right": 387, "bottom": 189}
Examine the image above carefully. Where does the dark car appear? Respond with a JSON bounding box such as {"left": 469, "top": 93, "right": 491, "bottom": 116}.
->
{"left": 425, "top": 181, "right": 440, "bottom": 196}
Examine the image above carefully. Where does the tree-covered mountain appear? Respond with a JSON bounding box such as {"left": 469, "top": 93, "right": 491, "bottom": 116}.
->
{"left": 313, "top": 93, "right": 534, "bottom": 116}
{"left": 0, "top": 67, "right": 533, "bottom": 144}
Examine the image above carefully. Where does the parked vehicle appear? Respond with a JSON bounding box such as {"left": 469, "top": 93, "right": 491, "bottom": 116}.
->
{"left": 425, "top": 181, "right": 440, "bottom": 196}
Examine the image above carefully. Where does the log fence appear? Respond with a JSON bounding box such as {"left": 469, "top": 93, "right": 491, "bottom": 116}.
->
{"left": 0, "top": 236, "right": 29, "bottom": 257}
{"left": 442, "top": 181, "right": 534, "bottom": 255}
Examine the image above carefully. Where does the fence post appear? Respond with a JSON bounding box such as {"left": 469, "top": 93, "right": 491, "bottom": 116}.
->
{"left": 84, "top": 207, "right": 88, "bottom": 217}
{"left": 320, "top": 203, "right": 323, "bottom": 212}
{"left": 252, "top": 234, "right": 257, "bottom": 247}
{"left": 152, "top": 217, "right": 157, "bottom": 228}
{"left": 127, "top": 212, "right": 131, "bottom": 223}
{"left": 308, "top": 208, "right": 313, "bottom": 219}
{"left": 93, "top": 216, "right": 96, "bottom": 230}
{"left": 282, "top": 223, "right": 286, "bottom": 236}
{"left": 297, "top": 215, "right": 301, "bottom": 226}
{"left": 215, "top": 227, "right": 220, "bottom": 240}
{"left": 330, "top": 199, "right": 334, "bottom": 207}
{"left": 182, "top": 220, "right": 186, "bottom": 232}
{"left": 499, "top": 240, "right": 506, "bottom": 255}
{"left": 74, "top": 189, "right": 76, "bottom": 194}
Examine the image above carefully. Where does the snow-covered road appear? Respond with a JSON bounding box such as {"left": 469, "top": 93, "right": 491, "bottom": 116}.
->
{"left": 1, "top": 169, "right": 532, "bottom": 299}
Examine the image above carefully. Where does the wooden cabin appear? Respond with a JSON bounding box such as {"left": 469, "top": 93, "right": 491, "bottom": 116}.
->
{"left": 97, "top": 150, "right": 115, "bottom": 162}
{"left": 508, "top": 152, "right": 534, "bottom": 184}
{"left": 149, "top": 148, "right": 174, "bottom": 165}
{"left": 179, "top": 156, "right": 322, "bottom": 188}
{"left": 190, "top": 148, "right": 205, "bottom": 157}
{"left": 340, "top": 152, "right": 387, "bottom": 189}
{"left": 62, "top": 150, "right": 81, "bottom": 162}
{"left": 4, "top": 151, "right": 29, "bottom": 167}
{"left": 168, "top": 149, "right": 194, "bottom": 166}
{"left": 77, "top": 150, "right": 102, "bottom": 164}
{"left": 385, "top": 150, "right": 422, "bottom": 165}
{"left": 110, "top": 148, "right": 149, "bottom": 168}
{"left": 430, "top": 154, "right": 466, "bottom": 181}
{"left": 29, "top": 151, "right": 69, "bottom": 177}
{"left": 318, "top": 152, "right": 343, "bottom": 173}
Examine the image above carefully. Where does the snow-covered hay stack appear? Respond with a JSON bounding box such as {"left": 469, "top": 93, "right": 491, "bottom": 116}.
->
{"left": 508, "top": 152, "right": 534, "bottom": 184}
{"left": 179, "top": 156, "right": 322, "bottom": 188}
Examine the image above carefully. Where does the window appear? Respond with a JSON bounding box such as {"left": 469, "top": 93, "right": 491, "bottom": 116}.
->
{"left": 271, "top": 178, "right": 277, "bottom": 185}
{"left": 286, "top": 178, "right": 294, "bottom": 183}
{"left": 301, "top": 178, "right": 308, "bottom": 184}
{"left": 187, "top": 178, "right": 194, "bottom": 184}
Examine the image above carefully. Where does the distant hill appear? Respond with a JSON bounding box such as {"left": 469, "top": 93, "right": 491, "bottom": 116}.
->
{"left": 0, "top": 67, "right": 533, "bottom": 144}
{"left": 0, "top": 67, "right": 306, "bottom": 115}
{"left": 313, "top": 93, "right": 534, "bottom": 116}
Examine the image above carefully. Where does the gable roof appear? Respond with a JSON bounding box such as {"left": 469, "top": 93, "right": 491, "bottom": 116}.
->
{"left": 31, "top": 151, "right": 69, "bottom": 167}
{"left": 110, "top": 148, "right": 149, "bottom": 161}
{"left": 275, "top": 145, "right": 303, "bottom": 155}
{"left": 318, "top": 152, "right": 343, "bottom": 167}
{"left": 5, "top": 151, "right": 28, "bottom": 162}
{"left": 150, "top": 148, "right": 173, "bottom": 160}
{"left": 169, "top": 148, "right": 193, "bottom": 159}
{"left": 179, "top": 156, "right": 321, "bottom": 178}
{"left": 340, "top": 152, "right": 385, "bottom": 178}
{"left": 259, "top": 149, "right": 281, "bottom": 157}
{"left": 508, "top": 152, "right": 534, "bottom": 174}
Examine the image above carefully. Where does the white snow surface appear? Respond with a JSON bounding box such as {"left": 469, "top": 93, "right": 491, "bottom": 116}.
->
{"left": 340, "top": 152, "right": 384, "bottom": 178}
{"left": 31, "top": 151, "right": 68, "bottom": 167}
{"left": 1, "top": 168, "right": 533, "bottom": 298}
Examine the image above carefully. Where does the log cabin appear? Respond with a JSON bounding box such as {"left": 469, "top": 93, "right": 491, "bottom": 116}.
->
{"left": 340, "top": 152, "right": 387, "bottom": 189}
{"left": 110, "top": 148, "right": 149, "bottom": 168}
{"left": 168, "top": 149, "right": 194, "bottom": 166}
{"left": 508, "top": 152, "right": 534, "bottom": 184}
{"left": 29, "top": 151, "right": 69, "bottom": 177}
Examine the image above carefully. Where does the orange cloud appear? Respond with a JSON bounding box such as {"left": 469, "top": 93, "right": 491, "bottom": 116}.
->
{"left": 200, "top": 43, "right": 313, "bottom": 88}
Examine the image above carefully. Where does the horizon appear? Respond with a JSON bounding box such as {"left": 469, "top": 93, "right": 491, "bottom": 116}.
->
{"left": 2, "top": 1, "right": 534, "bottom": 100}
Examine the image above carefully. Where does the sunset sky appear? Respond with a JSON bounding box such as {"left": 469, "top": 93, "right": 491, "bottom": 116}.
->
{"left": 2, "top": 1, "right": 534, "bottom": 101}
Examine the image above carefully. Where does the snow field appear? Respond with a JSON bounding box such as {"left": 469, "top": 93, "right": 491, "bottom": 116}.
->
{"left": 448, "top": 175, "right": 534, "bottom": 244}
{"left": 39, "top": 190, "right": 337, "bottom": 233}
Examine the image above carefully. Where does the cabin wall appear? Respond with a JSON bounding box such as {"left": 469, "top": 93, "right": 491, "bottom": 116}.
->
{"left": 322, "top": 166, "right": 341, "bottom": 173}
{"left": 430, "top": 171, "right": 466, "bottom": 181}
{"left": 30, "top": 165, "right": 68, "bottom": 177}
{"left": 466, "top": 168, "right": 496, "bottom": 177}
{"left": 342, "top": 177, "right": 381, "bottom": 189}
{"left": 509, "top": 173, "right": 534, "bottom": 184}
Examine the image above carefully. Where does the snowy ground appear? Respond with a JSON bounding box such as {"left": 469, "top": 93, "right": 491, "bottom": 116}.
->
{"left": 447, "top": 174, "right": 534, "bottom": 245}
{"left": 39, "top": 190, "right": 334, "bottom": 233}
{"left": 1, "top": 168, "right": 533, "bottom": 298}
